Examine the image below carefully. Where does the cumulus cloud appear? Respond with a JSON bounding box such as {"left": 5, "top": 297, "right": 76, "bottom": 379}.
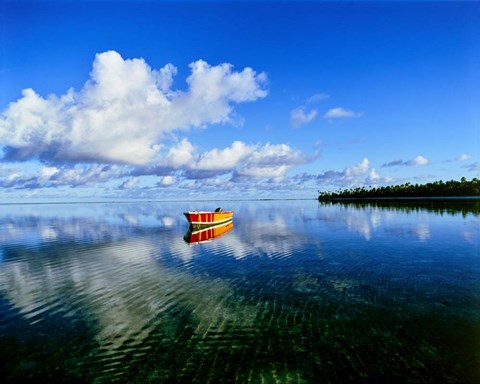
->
{"left": 234, "top": 142, "right": 306, "bottom": 179}
{"left": 0, "top": 51, "right": 268, "bottom": 165}
{"left": 382, "top": 155, "right": 429, "bottom": 167}
{"left": 290, "top": 107, "right": 317, "bottom": 128}
{"left": 1, "top": 138, "right": 309, "bottom": 191}
{"left": 309, "top": 158, "right": 391, "bottom": 187}
{"left": 190, "top": 140, "right": 251, "bottom": 171}
{"left": 344, "top": 157, "right": 370, "bottom": 177}
{"left": 407, "top": 155, "right": 429, "bottom": 166}
{"left": 323, "top": 107, "right": 363, "bottom": 119}
{"left": 157, "top": 176, "right": 176, "bottom": 187}
{"left": 163, "top": 139, "right": 308, "bottom": 180}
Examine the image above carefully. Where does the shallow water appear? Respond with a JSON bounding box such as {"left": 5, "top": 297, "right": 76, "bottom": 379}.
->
{"left": 0, "top": 200, "right": 479, "bottom": 383}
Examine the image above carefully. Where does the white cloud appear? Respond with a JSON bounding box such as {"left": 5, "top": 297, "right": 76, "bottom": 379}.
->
{"left": 0, "top": 51, "right": 268, "bottom": 165}
{"left": 307, "top": 93, "right": 329, "bottom": 104}
{"left": 457, "top": 154, "right": 472, "bottom": 161}
{"left": 382, "top": 155, "right": 429, "bottom": 167}
{"left": 344, "top": 157, "right": 369, "bottom": 177}
{"left": 40, "top": 166, "right": 59, "bottom": 178}
{"left": 407, "top": 155, "right": 429, "bottom": 166}
{"left": 187, "top": 60, "right": 267, "bottom": 103}
{"left": 164, "top": 139, "right": 307, "bottom": 180}
{"left": 165, "top": 138, "right": 197, "bottom": 168}
{"left": 366, "top": 168, "right": 381, "bottom": 184}
{"left": 314, "top": 158, "right": 391, "bottom": 187}
{"left": 0, "top": 138, "right": 310, "bottom": 191}
{"left": 289, "top": 93, "right": 328, "bottom": 128}
{"left": 236, "top": 143, "right": 306, "bottom": 179}
{"left": 195, "top": 141, "right": 252, "bottom": 170}
{"left": 290, "top": 107, "right": 317, "bottom": 128}
{"left": 120, "top": 177, "right": 139, "bottom": 190}
{"left": 159, "top": 176, "right": 175, "bottom": 186}
{"left": 323, "top": 107, "right": 363, "bottom": 119}
{"left": 0, "top": 163, "right": 128, "bottom": 190}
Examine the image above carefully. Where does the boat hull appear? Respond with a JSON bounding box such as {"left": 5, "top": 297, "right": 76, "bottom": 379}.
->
{"left": 183, "top": 211, "right": 233, "bottom": 226}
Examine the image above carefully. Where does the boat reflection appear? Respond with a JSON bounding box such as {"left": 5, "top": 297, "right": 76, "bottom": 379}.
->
{"left": 184, "top": 220, "right": 234, "bottom": 245}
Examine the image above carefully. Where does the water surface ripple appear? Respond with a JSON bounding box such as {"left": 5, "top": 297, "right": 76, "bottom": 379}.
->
{"left": 0, "top": 200, "right": 479, "bottom": 383}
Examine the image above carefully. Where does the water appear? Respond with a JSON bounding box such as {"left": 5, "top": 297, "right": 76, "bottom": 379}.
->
{"left": 0, "top": 200, "right": 478, "bottom": 383}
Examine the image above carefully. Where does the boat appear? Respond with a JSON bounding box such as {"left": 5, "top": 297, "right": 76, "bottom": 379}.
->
{"left": 184, "top": 220, "right": 234, "bottom": 245}
{"left": 183, "top": 208, "right": 233, "bottom": 226}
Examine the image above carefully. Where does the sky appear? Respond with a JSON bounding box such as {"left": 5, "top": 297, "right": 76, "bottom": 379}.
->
{"left": 0, "top": 0, "right": 479, "bottom": 201}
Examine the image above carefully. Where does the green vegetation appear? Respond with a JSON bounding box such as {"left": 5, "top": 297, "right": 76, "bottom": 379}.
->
{"left": 318, "top": 177, "right": 480, "bottom": 200}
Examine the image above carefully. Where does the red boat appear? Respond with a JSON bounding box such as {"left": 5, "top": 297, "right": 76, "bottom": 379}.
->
{"left": 183, "top": 208, "right": 233, "bottom": 226}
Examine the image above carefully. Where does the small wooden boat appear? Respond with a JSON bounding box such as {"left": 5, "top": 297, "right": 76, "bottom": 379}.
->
{"left": 183, "top": 208, "right": 233, "bottom": 226}
{"left": 184, "top": 220, "right": 234, "bottom": 245}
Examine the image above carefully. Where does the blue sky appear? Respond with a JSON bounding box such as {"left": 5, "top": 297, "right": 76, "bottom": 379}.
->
{"left": 0, "top": 0, "right": 479, "bottom": 201}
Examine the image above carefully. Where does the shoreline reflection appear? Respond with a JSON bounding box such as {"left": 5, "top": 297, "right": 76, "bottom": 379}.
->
{"left": 319, "top": 198, "right": 480, "bottom": 216}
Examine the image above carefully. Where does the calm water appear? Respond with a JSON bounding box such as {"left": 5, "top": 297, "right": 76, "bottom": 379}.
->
{"left": 0, "top": 200, "right": 479, "bottom": 383}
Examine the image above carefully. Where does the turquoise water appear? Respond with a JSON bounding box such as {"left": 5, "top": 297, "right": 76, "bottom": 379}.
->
{"left": 0, "top": 200, "right": 479, "bottom": 383}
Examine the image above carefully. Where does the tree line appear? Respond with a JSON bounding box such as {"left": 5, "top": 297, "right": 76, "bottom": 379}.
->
{"left": 318, "top": 177, "right": 480, "bottom": 200}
